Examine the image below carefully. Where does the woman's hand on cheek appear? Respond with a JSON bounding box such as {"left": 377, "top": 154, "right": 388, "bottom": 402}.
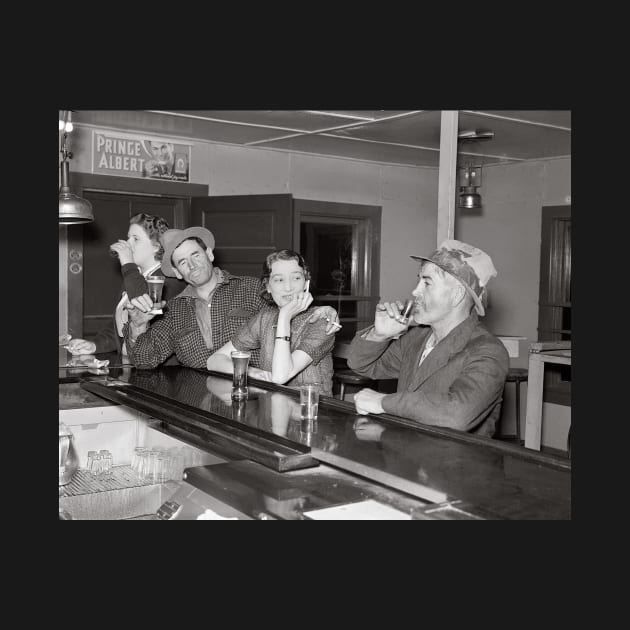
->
{"left": 279, "top": 292, "right": 313, "bottom": 319}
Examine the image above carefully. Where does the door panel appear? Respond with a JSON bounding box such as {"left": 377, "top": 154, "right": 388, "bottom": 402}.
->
{"left": 82, "top": 193, "right": 131, "bottom": 333}
{"left": 191, "top": 194, "right": 293, "bottom": 277}
{"left": 129, "top": 197, "right": 179, "bottom": 225}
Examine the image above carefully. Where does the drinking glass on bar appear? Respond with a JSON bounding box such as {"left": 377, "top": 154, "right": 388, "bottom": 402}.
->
{"left": 300, "top": 383, "right": 320, "bottom": 421}
{"left": 231, "top": 351, "right": 251, "bottom": 400}
{"left": 147, "top": 276, "right": 165, "bottom": 315}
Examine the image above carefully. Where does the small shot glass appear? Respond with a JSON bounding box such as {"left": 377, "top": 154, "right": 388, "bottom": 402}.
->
{"left": 99, "top": 449, "right": 113, "bottom": 479}
{"left": 155, "top": 453, "right": 169, "bottom": 483}
{"left": 395, "top": 298, "right": 415, "bottom": 325}
{"left": 131, "top": 447, "right": 146, "bottom": 473}
{"left": 86, "top": 450, "right": 98, "bottom": 471}
{"left": 137, "top": 450, "right": 151, "bottom": 481}
{"left": 89, "top": 453, "right": 102, "bottom": 478}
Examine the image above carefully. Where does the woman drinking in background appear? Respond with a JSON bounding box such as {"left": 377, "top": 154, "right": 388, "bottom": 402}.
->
{"left": 66, "top": 213, "right": 185, "bottom": 357}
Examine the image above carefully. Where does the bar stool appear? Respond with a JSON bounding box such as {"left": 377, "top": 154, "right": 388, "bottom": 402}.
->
{"left": 502, "top": 367, "right": 529, "bottom": 444}
{"left": 333, "top": 369, "right": 375, "bottom": 400}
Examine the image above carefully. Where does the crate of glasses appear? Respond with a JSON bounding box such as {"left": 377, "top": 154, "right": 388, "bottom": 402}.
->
{"left": 85, "top": 450, "right": 115, "bottom": 479}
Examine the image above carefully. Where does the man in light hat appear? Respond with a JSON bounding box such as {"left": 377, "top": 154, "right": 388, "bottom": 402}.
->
{"left": 348, "top": 240, "right": 509, "bottom": 436}
{"left": 123, "top": 226, "right": 339, "bottom": 369}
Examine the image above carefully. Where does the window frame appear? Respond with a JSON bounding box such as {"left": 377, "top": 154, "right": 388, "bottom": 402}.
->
{"left": 293, "top": 199, "right": 381, "bottom": 342}
{"left": 537, "top": 204, "right": 571, "bottom": 406}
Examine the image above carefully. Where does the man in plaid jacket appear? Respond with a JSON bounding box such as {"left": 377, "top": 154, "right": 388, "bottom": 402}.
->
{"left": 123, "top": 227, "right": 338, "bottom": 369}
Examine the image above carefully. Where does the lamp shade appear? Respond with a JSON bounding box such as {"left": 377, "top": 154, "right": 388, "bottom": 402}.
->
{"left": 458, "top": 187, "right": 482, "bottom": 209}
{"left": 59, "top": 160, "right": 93, "bottom": 224}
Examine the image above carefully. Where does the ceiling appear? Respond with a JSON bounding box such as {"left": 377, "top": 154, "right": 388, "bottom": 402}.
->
{"left": 73, "top": 110, "right": 571, "bottom": 168}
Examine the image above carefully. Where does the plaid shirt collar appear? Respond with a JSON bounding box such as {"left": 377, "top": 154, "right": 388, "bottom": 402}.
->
{"left": 176, "top": 267, "right": 231, "bottom": 300}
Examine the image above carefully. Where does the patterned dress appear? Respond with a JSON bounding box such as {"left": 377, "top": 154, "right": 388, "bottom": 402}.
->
{"left": 232, "top": 305, "right": 335, "bottom": 396}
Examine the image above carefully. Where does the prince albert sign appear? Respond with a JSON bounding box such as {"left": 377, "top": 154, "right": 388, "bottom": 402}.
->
{"left": 92, "top": 129, "right": 191, "bottom": 182}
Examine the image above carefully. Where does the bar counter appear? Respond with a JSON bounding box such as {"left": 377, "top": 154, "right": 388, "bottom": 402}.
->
{"left": 59, "top": 350, "right": 571, "bottom": 520}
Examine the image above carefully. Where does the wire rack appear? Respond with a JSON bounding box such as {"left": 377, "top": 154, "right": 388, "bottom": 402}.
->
{"left": 59, "top": 465, "right": 157, "bottom": 498}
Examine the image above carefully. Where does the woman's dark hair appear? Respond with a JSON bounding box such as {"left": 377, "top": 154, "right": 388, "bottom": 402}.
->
{"left": 260, "top": 249, "right": 311, "bottom": 303}
{"left": 129, "top": 213, "right": 170, "bottom": 260}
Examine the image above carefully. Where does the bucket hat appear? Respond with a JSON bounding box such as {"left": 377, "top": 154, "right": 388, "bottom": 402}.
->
{"left": 410, "top": 239, "right": 497, "bottom": 316}
{"left": 160, "top": 227, "right": 215, "bottom": 277}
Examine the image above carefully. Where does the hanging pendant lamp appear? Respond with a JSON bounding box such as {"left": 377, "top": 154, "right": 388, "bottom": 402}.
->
{"left": 457, "top": 130, "right": 493, "bottom": 210}
{"left": 458, "top": 165, "right": 482, "bottom": 209}
{"left": 59, "top": 111, "right": 93, "bottom": 224}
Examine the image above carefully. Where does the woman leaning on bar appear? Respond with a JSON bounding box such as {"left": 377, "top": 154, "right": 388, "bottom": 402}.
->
{"left": 206, "top": 249, "right": 338, "bottom": 395}
{"left": 65, "top": 213, "right": 185, "bottom": 358}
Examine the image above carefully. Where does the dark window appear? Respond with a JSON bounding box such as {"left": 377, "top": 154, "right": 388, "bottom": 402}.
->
{"left": 294, "top": 200, "right": 381, "bottom": 344}
{"left": 537, "top": 205, "right": 571, "bottom": 405}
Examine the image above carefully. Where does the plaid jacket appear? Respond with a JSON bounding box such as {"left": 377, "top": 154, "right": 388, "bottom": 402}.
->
{"left": 124, "top": 271, "right": 265, "bottom": 369}
{"left": 92, "top": 266, "right": 186, "bottom": 355}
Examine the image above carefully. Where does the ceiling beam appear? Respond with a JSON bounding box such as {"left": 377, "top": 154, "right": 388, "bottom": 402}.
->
{"left": 462, "top": 110, "right": 571, "bottom": 131}
{"left": 244, "top": 111, "right": 425, "bottom": 146}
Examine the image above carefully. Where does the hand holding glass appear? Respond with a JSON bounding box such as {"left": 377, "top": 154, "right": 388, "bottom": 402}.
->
{"left": 147, "top": 276, "right": 165, "bottom": 315}
{"left": 395, "top": 298, "right": 415, "bottom": 325}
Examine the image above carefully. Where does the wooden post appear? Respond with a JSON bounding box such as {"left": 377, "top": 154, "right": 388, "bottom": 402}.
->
{"left": 437, "top": 111, "right": 458, "bottom": 245}
{"left": 524, "top": 353, "right": 545, "bottom": 450}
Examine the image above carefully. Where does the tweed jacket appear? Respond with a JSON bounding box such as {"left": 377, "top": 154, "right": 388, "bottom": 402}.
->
{"left": 347, "top": 313, "right": 509, "bottom": 437}
{"left": 124, "top": 270, "right": 266, "bottom": 369}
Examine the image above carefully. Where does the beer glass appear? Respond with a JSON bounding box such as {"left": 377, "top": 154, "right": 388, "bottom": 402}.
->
{"left": 231, "top": 351, "right": 251, "bottom": 400}
{"left": 147, "top": 276, "right": 165, "bottom": 315}
{"left": 300, "top": 383, "right": 320, "bottom": 421}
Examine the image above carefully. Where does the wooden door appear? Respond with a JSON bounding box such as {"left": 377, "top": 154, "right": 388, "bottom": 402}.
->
{"left": 191, "top": 194, "right": 294, "bottom": 277}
